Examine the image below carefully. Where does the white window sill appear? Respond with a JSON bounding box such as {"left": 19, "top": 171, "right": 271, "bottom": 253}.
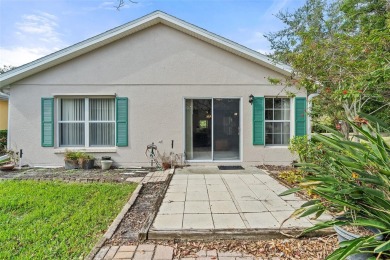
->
{"left": 54, "top": 147, "right": 117, "bottom": 154}
{"left": 264, "top": 146, "right": 288, "bottom": 148}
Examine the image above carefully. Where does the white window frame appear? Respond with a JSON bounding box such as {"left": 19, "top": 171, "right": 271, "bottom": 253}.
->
{"left": 56, "top": 97, "right": 116, "bottom": 148}
{"left": 264, "top": 97, "right": 291, "bottom": 146}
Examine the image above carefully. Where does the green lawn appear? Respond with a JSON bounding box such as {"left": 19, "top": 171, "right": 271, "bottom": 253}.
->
{"left": 0, "top": 180, "right": 137, "bottom": 259}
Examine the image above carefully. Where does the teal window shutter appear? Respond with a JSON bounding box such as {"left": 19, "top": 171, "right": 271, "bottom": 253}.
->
{"left": 253, "top": 97, "right": 265, "bottom": 145}
{"left": 295, "top": 97, "right": 307, "bottom": 136}
{"left": 41, "top": 98, "right": 54, "bottom": 147}
{"left": 116, "top": 97, "right": 128, "bottom": 147}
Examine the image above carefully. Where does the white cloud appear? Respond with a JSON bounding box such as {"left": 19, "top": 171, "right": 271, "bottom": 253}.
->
{"left": 0, "top": 12, "right": 65, "bottom": 67}
{"left": 0, "top": 47, "right": 55, "bottom": 67}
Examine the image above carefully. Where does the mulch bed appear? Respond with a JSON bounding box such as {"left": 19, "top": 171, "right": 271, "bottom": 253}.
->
{"left": 150, "top": 237, "right": 338, "bottom": 259}
{"left": 106, "top": 182, "right": 169, "bottom": 244}
{"left": 257, "top": 164, "right": 294, "bottom": 174}
{"left": 0, "top": 167, "right": 148, "bottom": 182}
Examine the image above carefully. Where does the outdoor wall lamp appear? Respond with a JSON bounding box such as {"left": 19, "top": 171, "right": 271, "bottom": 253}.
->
{"left": 249, "top": 94, "right": 254, "bottom": 105}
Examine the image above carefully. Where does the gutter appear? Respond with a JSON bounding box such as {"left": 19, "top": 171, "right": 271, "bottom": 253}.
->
{"left": 307, "top": 93, "right": 320, "bottom": 140}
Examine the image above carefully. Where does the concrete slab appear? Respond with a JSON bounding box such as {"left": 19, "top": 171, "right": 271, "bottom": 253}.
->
{"left": 271, "top": 210, "right": 313, "bottom": 228}
{"left": 172, "top": 174, "right": 188, "bottom": 179}
{"left": 208, "top": 191, "right": 232, "bottom": 201}
{"left": 236, "top": 200, "right": 268, "bottom": 213}
{"left": 150, "top": 167, "right": 329, "bottom": 239}
{"left": 262, "top": 199, "right": 295, "bottom": 212}
{"left": 158, "top": 202, "right": 184, "bottom": 214}
{"left": 184, "top": 201, "right": 211, "bottom": 214}
{"left": 244, "top": 212, "right": 279, "bottom": 228}
{"left": 187, "top": 179, "right": 206, "bottom": 185}
{"left": 164, "top": 192, "right": 186, "bottom": 202}
{"left": 213, "top": 214, "right": 246, "bottom": 229}
{"left": 186, "top": 191, "right": 209, "bottom": 201}
{"left": 170, "top": 179, "right": 187, "bottom": 185}
{"left": 187, "top": 185, "right": 208, "bottom": 192}
{"left": 206, "top": 184, "right": 229, "bottom": 192}
{"left": 210, "top": 201, "right": 238, "bottom": 213}
{"left": 183, "top": 214, "right": 214, "bottom": 229}
{"left": 167, "top": 185, "right": 187, "bottom": 193}
{"left": 152, "top": 214, "right": 183, "bottom": 230}
{"left": 205, "top": 178, "right": 224, "bottom": 184}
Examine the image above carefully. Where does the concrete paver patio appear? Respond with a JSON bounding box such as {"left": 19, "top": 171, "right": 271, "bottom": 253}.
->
{"left": 150, "top": 166, "right": 330, "bottom": 238}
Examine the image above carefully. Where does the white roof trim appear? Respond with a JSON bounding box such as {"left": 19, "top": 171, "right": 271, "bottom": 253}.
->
{"left": 0, "top": 93, "right": 8, "bottom": 100}
{"left": 0, "top": 11, "right": 291, "bottom": 88}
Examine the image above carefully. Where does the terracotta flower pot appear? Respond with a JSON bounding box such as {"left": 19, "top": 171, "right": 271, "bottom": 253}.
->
{"left": 162, "top": 162, "right": 171, "bottom": 170}
{"left": 0, "top": 163, "right": 15, "bottom": 171}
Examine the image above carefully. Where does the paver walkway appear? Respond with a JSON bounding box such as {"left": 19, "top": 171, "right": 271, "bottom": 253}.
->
{"left": 151, "top": 166, "right": 330, "bottom": 233}
{"left": 126, "top": 171, "right": 170, "bottom": 183}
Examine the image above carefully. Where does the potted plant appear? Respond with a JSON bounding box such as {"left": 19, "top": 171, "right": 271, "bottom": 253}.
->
{"left": 78, "top": 153, "right": 95, "bottom": 170}
{"left": 64, "top": 150, "right": 80, "bottom": 169}
{"left": 280, "top": 113, "right": 390, "bottom": 259}
{"left": 0, "top": 149, "right": 19, "bottom": 171}
{"left": 159, "top": 152, "right": 176, "bottom": 170}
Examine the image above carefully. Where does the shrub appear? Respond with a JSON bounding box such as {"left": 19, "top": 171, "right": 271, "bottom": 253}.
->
{"left": 0, "top": 130, "right": 7, "bottom": 154}
{"left": 288, "top": 135, "right": 325, "bottom": 163}
{"left": 281, "top": 114, "right": 390, "bottom": 259}
{"left": 279, "top": 169, "right": 305, "bottom": 185}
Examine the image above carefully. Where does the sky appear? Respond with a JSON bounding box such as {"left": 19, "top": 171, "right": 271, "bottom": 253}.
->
{"left": 0, "top": 0, "right": 306, "bottom": 68}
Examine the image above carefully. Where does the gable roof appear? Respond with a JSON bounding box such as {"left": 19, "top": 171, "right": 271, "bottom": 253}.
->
{"left": 0, "top": 11, "right": 292, "bottom": 89}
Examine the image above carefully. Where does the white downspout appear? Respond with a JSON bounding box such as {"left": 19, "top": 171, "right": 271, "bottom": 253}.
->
{"left": 307, "top": 93, "right": 319, "bottom": 140}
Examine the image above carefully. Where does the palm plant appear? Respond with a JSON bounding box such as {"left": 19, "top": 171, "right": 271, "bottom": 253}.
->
{"left": 281, "top": 113, "right": 390, "bottom": 259}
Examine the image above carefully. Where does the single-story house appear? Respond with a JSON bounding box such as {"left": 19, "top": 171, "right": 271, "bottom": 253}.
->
{"left": 0, "top": 93, "right": 8, "bottom": 131}
{"left": 0, "top": 11, "right": 306, "bottom": 167}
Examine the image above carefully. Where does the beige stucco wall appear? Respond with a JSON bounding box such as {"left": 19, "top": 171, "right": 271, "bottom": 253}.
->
{"left": 0, "top": 100, "right": 8, "bottom": 130}
{"left": 9, "top": 24, "right": 305, "bottom": 167}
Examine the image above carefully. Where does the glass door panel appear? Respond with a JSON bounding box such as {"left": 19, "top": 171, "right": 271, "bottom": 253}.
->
{"left": 185, "top": 99, "right": 212, "bottom": 160}
{"left": 213, "top": 99, "right": 240, "bottom": 160}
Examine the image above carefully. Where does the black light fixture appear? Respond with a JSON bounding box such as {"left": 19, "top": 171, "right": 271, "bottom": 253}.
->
{"left": 249, "top": 94, "right": 254, "bottom": 105}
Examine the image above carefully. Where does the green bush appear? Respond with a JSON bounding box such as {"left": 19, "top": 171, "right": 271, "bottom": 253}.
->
{"left": 0, "top": 130, "right": 7, "bottom": 154}
{"left": 279, "top": 169, "right": 305, "bottom": 185}
{"left": 288, "top": 135, "right": 325, "bottom": 163}
{"left": 281, "top": 114, "right": 390, "bottom": 259}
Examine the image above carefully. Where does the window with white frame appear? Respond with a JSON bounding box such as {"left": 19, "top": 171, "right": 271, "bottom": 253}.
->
{"left": 265, "top": 98, "right": 291, "bottom": 145}
{"left": 58, "top": 98, "right": 115, "bottom": 147}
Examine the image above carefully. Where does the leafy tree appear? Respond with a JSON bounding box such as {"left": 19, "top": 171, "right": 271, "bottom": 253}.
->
{"left": 266, "top": 0, "right": 390, "bottom": 136}
{"left": 0, "top": 65, "right": 14, "bottom": 74}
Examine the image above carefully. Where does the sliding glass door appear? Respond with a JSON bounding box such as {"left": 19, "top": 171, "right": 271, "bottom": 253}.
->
{"left": 185, "top": 98, "right": 240, "bottom": 161}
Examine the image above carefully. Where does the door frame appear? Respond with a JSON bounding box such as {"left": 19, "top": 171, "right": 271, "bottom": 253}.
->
{"left": 182, "top": 97, "right": 243, "bottom": 162}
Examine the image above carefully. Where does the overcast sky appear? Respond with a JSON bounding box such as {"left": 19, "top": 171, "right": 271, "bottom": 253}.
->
{"left": 0, "top": 0, "right": 305, "bottom": 67}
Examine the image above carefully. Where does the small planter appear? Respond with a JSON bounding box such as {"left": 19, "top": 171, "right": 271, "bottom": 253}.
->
{"left": 80, "top": 159, "right": 95, "bottom": 170}
{"left": 101, "top": 160, "right": 113, "bottom": 170}
{"left": 334, "top": 225, "right": 383, "bottom": 260}
{"left": 64, "top": 159, "right": 79, "bottom": 170}
{"left": 0, "top": 163, "right": 15, "bottom": 171}
{"left": 162, "top": 162, "right": 171, "bottom": 170}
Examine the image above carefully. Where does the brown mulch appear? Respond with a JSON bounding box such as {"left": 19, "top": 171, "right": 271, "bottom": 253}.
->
{"left": 106, "top": 182, "right": 169, "bottom": 244}
{"left": 130, "top": 236, "right": 337, "bottom": 259}
{"left": 257, "top": 164, "right": 294, "bottom": 174}
{"left": 0, "top": 167, "right": 148, "bottom": 182}
{"left": 172, "top": 237, "right": 338, "bottom": 259}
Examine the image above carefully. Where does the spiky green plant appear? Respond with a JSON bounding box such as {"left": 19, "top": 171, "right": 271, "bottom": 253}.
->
{"left": 281, "top": 113, "right": 390, "bottom": 259}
